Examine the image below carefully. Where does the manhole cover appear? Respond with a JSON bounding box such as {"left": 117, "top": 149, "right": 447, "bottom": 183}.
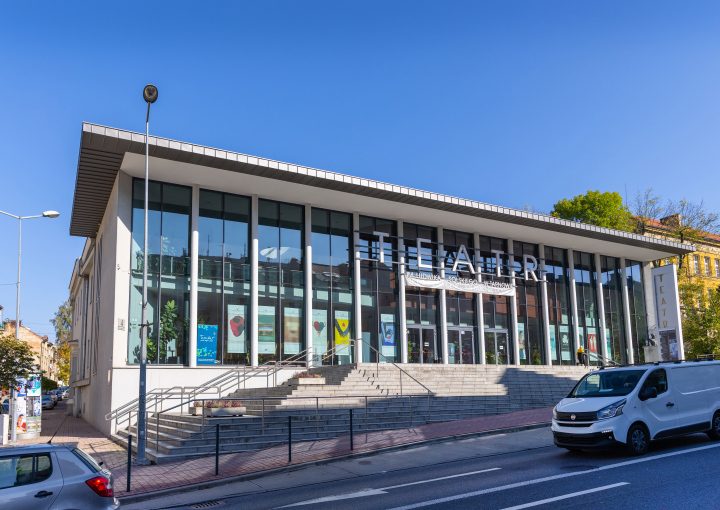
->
{"left": 189, "top": 501, "right": 226, "bottom": 509}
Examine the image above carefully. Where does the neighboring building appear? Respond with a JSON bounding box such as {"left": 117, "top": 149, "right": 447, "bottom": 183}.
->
{"left": 2, "top": 320, "right": 59, "bottom": 382}
{"left": 67, "top": 122, "right": 694, "bottom": 434}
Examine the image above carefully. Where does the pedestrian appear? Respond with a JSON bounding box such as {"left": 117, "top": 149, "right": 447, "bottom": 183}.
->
{"left": 576, "top": 346, "right": 587, "bottom": 366}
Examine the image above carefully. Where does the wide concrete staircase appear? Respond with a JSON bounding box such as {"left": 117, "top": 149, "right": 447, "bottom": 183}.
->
{"left": 115, "top": 363, "right": 589, "bottom": 464}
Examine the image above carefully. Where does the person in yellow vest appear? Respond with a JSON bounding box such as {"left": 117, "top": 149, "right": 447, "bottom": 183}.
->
{"left": 576, "top": 346, "right": 588, "bottom": 366}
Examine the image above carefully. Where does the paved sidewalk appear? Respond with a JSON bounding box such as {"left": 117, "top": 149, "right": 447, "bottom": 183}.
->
{"left": 115, "top": 407, "right": 552, "bottom": 499}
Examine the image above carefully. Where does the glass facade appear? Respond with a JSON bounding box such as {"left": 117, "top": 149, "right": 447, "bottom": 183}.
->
{"left": 573, "top": 251, "right": 600, "bottom": 365}
{"left": 545, "top": 247, "right": 573, "bottom": 365}
{"left": 311, "top": 209, "right": 354, "bottom": 364}
{"left": 358, "top": 216, "right": 399, "bottom": 363}
{"left": 513, "top": 241, "right": 544, "bottom": 365}
{"left": 257, "top": 200, "right": 305, "bottom": 363}
{"left": 197, "top": 190, "right": 251, "bottom": 365}
{"left": 443, "top": 230, "right": 477, "bottom": 364}
{"left": 129, "top": 179, "right": 191, "bottom": 365}
{"left": 600, "top": 256, "right": 625, "bottom": 365}
{"left": 626, "top": 260, "right": 648, "bottom": 364}
{"left": 478, "top": 236, "right": 512, "bottom": 364}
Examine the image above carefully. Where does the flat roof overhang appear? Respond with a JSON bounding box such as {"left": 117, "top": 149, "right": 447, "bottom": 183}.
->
{"left": 70, "top": 122, "right": 695, "bottom": 261}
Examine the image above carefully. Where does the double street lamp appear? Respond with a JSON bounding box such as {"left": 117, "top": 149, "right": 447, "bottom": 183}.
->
{"left": 0, "top": 209, "right": 60, "bottom": 443}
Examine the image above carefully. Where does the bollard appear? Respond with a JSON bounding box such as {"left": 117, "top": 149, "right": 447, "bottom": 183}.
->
{"left": 288, "top": 416, "right": 292, "bottom": 463}
{"left": 215, "top": 423, "right": 220, "bottom": 476}
{"left": 350, "top": 409, "right": 354, "bottom": 450}
{"left": 127, "top": 434, "right": 132, "bottom": 492}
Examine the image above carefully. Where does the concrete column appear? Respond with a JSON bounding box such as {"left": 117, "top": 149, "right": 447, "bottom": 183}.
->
{"left": 250, "top": 195, "right": 259, "bottom": 367}
{"left": 567, "top": 249, "right": 581, "bottom": 363}
{"left": 621, "top": 258, "right": 635, "bottom": 365}
{"left": 595, "top": 253, "right": 609, "bottom": 363}
{"left": 474, "top": 233, "right": 486, "bottom": 364}
{"left": 189, "top": 185, "right": 199, "bottom": 368}
{"left": 397, "top": 221, "right": 408, "bottom": 364}
{"left": 304, "top": 204, "right": 313, "bottom": 365}
{"left": 507, "top": 239, "right": 520, "bottom": 365}
{"left": 438, "top": 227, "right": 448, "bottom": 365}
{"left": 539, "top": 244, "right": 552, "bottom": 365}
{"left": 353, "top": 212, "right": 362, "bottom": 363}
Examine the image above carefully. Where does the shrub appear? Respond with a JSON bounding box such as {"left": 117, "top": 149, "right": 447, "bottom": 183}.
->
{"left": 291, "top": 371, "right": 322, "bottom": 379}
{"left": 193, "top": 400, "right": 242, "bottom": 408}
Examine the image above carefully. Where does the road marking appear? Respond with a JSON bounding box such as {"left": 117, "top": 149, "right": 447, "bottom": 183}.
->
{"left": 276, "top": 468, "right": 501, "bottom": 508}
{"left": 387, "top": 442, "right": 720, "bottom": 510}
{"left": 497, "top": 483, "right": 629, "bottom": 510}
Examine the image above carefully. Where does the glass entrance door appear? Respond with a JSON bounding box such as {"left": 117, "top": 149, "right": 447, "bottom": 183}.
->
{"left": 448, "top": 329, "right": 475, "bottom": 364}
{"left": 407, "top": 327, "right": 437, "bottom": 363}
{"left": 484, "top": 330, "right": 510, "bottom": 365}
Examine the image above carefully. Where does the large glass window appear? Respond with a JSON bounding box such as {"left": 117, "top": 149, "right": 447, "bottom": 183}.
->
{"left": 478, "top": 236, "right": 512, "bottom": 364}
{"left": 513, "top": 241, "right": 544, "bottom": 365}
{"left": 129, "top": 179, "right": 191, "bottom": 365}
{"left": 545, "top": 247, "right": 574, "bottom": 366}
{"left": 258, "top": 200, "right": 305, "bottom": 363}
{"left": 358, "top": 216, "right": 399, "bottom": 363}
{"left": 626, "top": 260, "right": 648, "bottom": 364}
{"left": 443, "top": 230, "right": 477, "bottom": 364}
{"left": 196, "top": 190, "right": 251, "bottom": 365}
{"left": 311, "top": 209, "right": 353, "bottom": 364}
{"left": 600, "top": 256, "right": 626, "bottom": 365}
{"left": 574, "top": 251, "right": 600, "bottom": 365}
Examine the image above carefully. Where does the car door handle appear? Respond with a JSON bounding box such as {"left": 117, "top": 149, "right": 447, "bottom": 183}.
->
{"left": 34, "top": 491, "right": 53, "bottom": 498}
{"left": 666, "top": 402, "right": 675, "bottom": 407}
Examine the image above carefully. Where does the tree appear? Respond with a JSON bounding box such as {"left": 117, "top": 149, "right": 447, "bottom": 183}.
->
{"left": 683, "top": 285, "right": 720, "bottom": 358}
{"left": 55, "top": 342, "right": 71, "bottom": 385}
{"left": 51, "top": 300, "right": 73, "bottom": 385}
{"left": 41, "top": 375, "right": 58, "bottom": 392}
{"left": 0, "top": 334, "right": 36, "bottom": 391}
{"left": 631, "top": 188, "right": 664, "bottom": 236}
{"left": 550, "top": 190, "right": 632, "bottom": 232}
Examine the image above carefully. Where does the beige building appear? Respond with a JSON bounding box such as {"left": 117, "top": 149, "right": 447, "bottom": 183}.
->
{"left": 3, "top": 320, "right": 59, "bottom": 383}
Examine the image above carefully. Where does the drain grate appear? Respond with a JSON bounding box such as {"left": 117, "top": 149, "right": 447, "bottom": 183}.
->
{"left": 189, "top": 501, "right": 226, "bottom": 509}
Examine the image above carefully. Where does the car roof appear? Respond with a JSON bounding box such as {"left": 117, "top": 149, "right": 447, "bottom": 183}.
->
{"left": 0, "top": 444, "right": 74, "bottom": 454}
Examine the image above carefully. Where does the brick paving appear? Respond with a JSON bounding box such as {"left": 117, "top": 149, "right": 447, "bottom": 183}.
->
{"left": 4, "top": 401, "right": 552, "bottom": 499}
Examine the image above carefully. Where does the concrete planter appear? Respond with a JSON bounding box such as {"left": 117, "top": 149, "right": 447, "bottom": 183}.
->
{"left": 190, "top": 406, "right": 246, "bottom": 417}
{"left": 288, "top": 377, "right": 325, "bottom": 387}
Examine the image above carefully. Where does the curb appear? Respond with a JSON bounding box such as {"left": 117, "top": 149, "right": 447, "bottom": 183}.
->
{"left": 119, "top": 421, "right": 551, "bottom": 505}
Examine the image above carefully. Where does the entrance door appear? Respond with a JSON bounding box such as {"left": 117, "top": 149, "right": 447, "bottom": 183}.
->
{"left": 408, "top": 327, "right": 437, "bottom": 363}
{"left": 448, "top": 329, "right": 475, "bottom": 364}
{"left": 422, "top": 329, "right": 438, "bottom": 364}
{"left": 484, "top": 330, "right": 510, "bottom": 365}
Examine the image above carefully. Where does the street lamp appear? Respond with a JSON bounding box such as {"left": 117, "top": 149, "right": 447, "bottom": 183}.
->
{"left": 0, "top": 209, "right": 59, "bottom": 443}
{"left": 135, "top": 84, "right": 158, "bottom": 466}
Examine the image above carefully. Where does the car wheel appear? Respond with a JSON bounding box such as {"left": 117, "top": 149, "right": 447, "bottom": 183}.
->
{"left": 625, "top": 424, "right": 649, "bottom": 456}
{"left": 707, "top": 412, "right": 720, "bottom": 440}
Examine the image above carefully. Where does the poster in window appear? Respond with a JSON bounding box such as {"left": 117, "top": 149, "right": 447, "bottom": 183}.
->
{"left": 587, "top": 327, "right": 597, "bottom": 353}
{"left": 312, "top": 309, "right": 328, "bottom": 357}
{"left": 559, "top": 325, "right": 571, "bottom": 361}
{"left": 549, "top": 325, "right": 557, "bottom": 361}
{"left": 284, "top": 307, "right": 301, "bottom": 354}
{"left": 15, "top": 398, "right": 27, "bottom": 433}
{"left": 227, "top": 304, "right": 247, "bottom": 353}
{"left": 381, "top": 313, "right": 395, "bottom": 357}
{"left": 258, "top": 305, "right": 276, "bottom": 354}
{"left": 518, "top": 323, "right": 526, "bottom": 360}
{"left": 659, "top": 329, "right": 678, "bottom": 361}
{"left": 197, "top": 325, "right": 218, "bottom": 364}
{"left": 606, "top": 329, "right": 612, "bottom": 360}
{"left": 335, "top": 310, "right": 351, "bottom": 348}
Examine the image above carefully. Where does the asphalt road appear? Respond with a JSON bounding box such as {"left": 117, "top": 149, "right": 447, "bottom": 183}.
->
{"left": 157, "top": 431, "right": 720, "bottom": 510}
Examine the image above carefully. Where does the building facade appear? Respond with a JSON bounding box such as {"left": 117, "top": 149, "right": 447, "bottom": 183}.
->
{"left": 2, "top": 320, "right": 58, "bottom": 383}
{"left": 68, "top": 123, "right": 694, "bottom": 434}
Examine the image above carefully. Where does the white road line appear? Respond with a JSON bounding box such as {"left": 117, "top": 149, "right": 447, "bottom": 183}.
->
{"left": 387, "top": 442, "right": 720, "bottom": 510}
{"left": 382, "top": 468, "right": 501, "bottom": 490}
{"left": 497, "top": 483, "right": 629, "bottom": 510}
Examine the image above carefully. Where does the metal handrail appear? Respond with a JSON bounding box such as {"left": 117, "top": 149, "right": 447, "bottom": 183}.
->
{"left": 352, "top": 337, "right": 434, "bottom": 395}
{"left": 586, "top": 351, "right": 619, "bottom": 367}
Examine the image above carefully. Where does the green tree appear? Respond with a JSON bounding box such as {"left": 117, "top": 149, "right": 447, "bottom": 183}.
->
{"left": 551, "top": 190, "right": 632, "bottom": 232}
{"left": 683, "top": 284, "right": 720, "bottom": 358}
{"left": 51, "top": 300, "right": 73, "bottom": 384}
{"left": 0, "top": 334, "right": 36, "bottom": 391}
{"left": 41, "top": 375, "right": 58, "bottom": 392}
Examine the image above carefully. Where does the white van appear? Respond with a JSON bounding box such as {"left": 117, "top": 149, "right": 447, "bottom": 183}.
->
{"left": 552, "top": 361, "right": 720, "bottom": 455}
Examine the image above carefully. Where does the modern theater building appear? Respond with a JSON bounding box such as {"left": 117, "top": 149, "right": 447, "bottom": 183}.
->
{"left": 67, "top": 122, "right": 694, "bottom": 434}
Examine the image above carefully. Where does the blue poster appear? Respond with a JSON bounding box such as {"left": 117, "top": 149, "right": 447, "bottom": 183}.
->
{"left": 197, "top": 325, "right": 218, "bottom": 365}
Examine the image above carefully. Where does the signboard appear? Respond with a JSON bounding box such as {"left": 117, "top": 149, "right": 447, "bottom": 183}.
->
{"left": 652, "top": 264, "right": 684, "bottom": 361}
{"left": 312, "top": 309, "right": 328, "bottom": 357}
{"left": 197, "top": 325, "right": 218, "bottom": 364}
{"left": 334, "top": 310, "right": 351, "bottom": 348}
{"left": 14, "top": 374, "right": 41, "bottom": 438}
{"left": 381, "top": 314, "right": 395, "bottom": 357}
{"left": 258, "top": 305, "right": 276, "bottom": 354}
{"left": 284, "top": 308, "right": 301, "bottom": 354}
{"left": 404, "top": 273, "right": 515, "bottom": 296}
{"left": 559, "top": 325, "right": 571, "bottom": 361}
{"left": 227, "top": 304, "right": 247, "bottom": 354}
{"left": 518, "top": 323, "right": 526, "bottom": 361}
{"left": 549, "top": 325, "right": 557, "bottom": 362}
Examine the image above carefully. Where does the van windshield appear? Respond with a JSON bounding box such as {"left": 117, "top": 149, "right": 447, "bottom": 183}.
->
{"left": 569, "top": 369, "right": 647, "bottom": 398}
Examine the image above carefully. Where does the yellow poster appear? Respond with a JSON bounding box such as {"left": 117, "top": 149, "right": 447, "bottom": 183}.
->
{"left": 334, "top": 310, "right": 350, "bottom": 347}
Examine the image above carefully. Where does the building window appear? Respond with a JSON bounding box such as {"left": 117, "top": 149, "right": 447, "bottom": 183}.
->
{"left": 196, "top": 190, "right": 251, "bottom": 365}
{"left": 574, "top": 252, "right": 600, "bottom": 366}
{"left": 716, "top": 259, "right": 719, "bottom": 277}
{"left": 311, "top": 208, "right": 353, "bottom": 364}
{"left": 626, "top": 260, "right": 648, "bottom": 363}
{"left": 479, "top": 236, "right": 512, "bottom": 364}
{"left": 443, "top": 229, "right": 477, "bottom": 364}
{"left": 600, "top": 256, "right": 626, "bottom": 365}
{"left": 545, "top": 247, "right": 574, "bottom": 366}
{"left": 694, "top": 255, "right": 700, "bottom": 274}
{"left": 513, "top": 241, "right": 544, "bottom": 365}
{"left": 129, "top": 179, "right": 191, "bottom": 365}
{"left": 358, "top": 216, "right": 399, "bottom": 363}
{"left": 705, "top": 257, "right": 711, "bottom": 276}
{"left": 258, "top": 199, "right": 305, "bottom": 363}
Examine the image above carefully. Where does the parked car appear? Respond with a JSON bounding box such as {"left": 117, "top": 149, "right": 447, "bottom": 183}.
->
{"left": 0, "top": 444, "right": 119, "bottom": 509}
{"left": 54, "top": 390, "right": 63, "bottom": 402}
{"left": 61, "top": 389, "right": 69, "bottom": 399}
{"left": 43, "top": 391, "right": 58, "bottom": 404}
{"left": 1, "top": 399, "right": 8, "bottom": 415}
{"left": 41, "top": 395, "right": 55, "bottom": 410}
{"left": 552, "top": 361, "right": 720, "bottom": 455}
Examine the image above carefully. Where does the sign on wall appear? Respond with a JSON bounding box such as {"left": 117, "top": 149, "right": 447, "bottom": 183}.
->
{"left": 197, "top": 325, "right": 218, "bottom": 364}
{"left": 227, "top": 304, "right": 247, "bottom": 354}
{"left": 258, "top": 306, "right": 276, "bottom": 354}
{"left": 403, "top": 273, "right": 515, "bottom": 296}
{"left": 651, "top": 264, "right": 684, "bottom": 361}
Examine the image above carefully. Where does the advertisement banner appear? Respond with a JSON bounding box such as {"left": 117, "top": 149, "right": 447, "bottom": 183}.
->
{"left": 518, "top": 323, "right": 526, "bottom": 360}
{"left": 652, "top": 264, "right": 685, "bottom": 360}
{"left": 334, "top": 310, "right": 351, "bottom": 348}
{"left": 284, "top": 308, "right": 301, "bottom": 354}
{"left": 404, "top": 273, "right": 515, "bottom": 296}
{"left": 227, "top": 304, "right": 247, "bottom": 354}
{"left": 15, "top": 398, "right": 27, "bottom": 434}
{"left": 258, "top": 305, "right": 276, "bottom": 354}
{"left": 549, "top": 325, "right": 557, "bottom": 362}
{"left": 197, "top": 325, "right": 218, "bottom": 364}
{"left": 587, "top": 328, "right": 597, "bottom": 353}
{"left": 559, "top": 325, "right": 571, "bottom": 361}
{"left": 381, "top": 313, "right": 395, "bottom": 357}
{"left": 312, "top": 309, "right": 328, "bottom": 357}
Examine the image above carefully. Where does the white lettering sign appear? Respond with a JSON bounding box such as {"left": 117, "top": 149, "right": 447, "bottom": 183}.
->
{"left": 651, "top": 264, "right": 684, "bottom": 361}
{"left": 404, "top": 272, "right": 515, "bottom": 296}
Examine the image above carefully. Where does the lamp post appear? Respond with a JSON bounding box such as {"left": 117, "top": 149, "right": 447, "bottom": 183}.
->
{"left": 0, "top": 209, "right": 59, "bottom": 443}
{"left": 135, "top": 84, "right": 158, "bottom": 466}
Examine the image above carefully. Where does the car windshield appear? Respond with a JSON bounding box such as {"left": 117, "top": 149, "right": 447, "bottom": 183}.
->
{"left": 569, "top": 369, "right": 647, "bottom": 398}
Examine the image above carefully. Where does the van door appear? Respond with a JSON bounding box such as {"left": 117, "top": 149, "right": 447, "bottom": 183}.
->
{"left": 672, "top": 366, "right": 711, "bottom": 434}
{"left": 640, "top": 368, "right": 678, "bottom": 439}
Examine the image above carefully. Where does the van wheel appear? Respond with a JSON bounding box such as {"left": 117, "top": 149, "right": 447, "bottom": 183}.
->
{"left": 625, "top": 424, "right": 649, "bottom": 456}
{"left": 707, "top": 412, "right": 720, "bottom": 440}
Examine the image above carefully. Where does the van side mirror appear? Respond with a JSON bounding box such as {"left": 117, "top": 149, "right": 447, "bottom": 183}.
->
{"left": 640, "top": 386, "right": 658, "bottom": 401}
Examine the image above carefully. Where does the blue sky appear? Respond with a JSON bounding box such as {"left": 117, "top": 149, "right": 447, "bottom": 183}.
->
{"left": 1, "top": 1, "right": 719, "bottom": 340}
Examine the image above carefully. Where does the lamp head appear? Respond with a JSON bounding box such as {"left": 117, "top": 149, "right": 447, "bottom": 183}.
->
{"left": 143, "top": 84, "right": 158, "bottom": 104}
{"left": 42, "top": 211, "right": 60, "bottom": 218}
